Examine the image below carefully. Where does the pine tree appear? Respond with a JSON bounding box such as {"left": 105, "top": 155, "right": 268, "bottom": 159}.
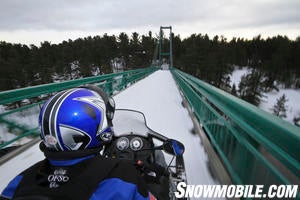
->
{"left": 231, "top": 84, "right": 237, "bottom": 96}
{"left": 222, "top": 75, "right": 232, "bottom": 92}
{"left": 70, "top": 60, "right": 81, "bottom": 80}
{"left": 238, "top": 70, "right": 264, "bottom": 106}
{"left": 272, "top": 94, "right": 288, "bottom": 118}
{"left": 0, "top": 32, "right": 299, "bottom": 94}
{"left": 293, "top": 113, "right": 300, "bottom": 127}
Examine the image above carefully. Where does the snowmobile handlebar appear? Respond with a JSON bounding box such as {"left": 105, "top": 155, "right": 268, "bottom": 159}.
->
{"left": 137, "top": 138, "right": 185, "bottom": 157}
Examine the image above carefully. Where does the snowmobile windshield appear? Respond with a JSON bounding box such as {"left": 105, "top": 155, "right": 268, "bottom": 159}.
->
{"left": 112, "top": 109, "right": 150, "bottom": 137}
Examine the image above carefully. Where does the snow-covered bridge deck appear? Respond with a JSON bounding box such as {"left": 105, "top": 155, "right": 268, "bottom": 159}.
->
{"left": 0, "top": 70, "right": 217, "bottom": 192}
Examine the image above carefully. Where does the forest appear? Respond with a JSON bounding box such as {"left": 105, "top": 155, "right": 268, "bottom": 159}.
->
{"left": 0, "top": 32, "right": 299, "bottom": 108}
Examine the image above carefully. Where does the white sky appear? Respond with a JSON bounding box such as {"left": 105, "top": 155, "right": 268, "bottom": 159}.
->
{"left": 0, "top": 0, "right": 299, "bottom": 45}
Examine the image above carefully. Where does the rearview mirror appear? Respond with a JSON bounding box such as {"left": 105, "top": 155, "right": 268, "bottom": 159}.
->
{"left": 163, "top": 139, "right": 185, "bottom": 156}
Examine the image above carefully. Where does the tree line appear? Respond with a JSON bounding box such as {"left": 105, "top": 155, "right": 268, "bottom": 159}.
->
{"left": 0, "top": 32, "right": 156, "bottom": 91}
{"left": 175, "top": 34, "right": 300, "bottom": 90}
{"left": 0, "top": 32, "right": 299, "bottom": 96}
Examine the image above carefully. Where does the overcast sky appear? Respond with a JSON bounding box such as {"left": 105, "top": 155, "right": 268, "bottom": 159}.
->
{"left": 0, "top": 0, "right": 299, "bottom": 45}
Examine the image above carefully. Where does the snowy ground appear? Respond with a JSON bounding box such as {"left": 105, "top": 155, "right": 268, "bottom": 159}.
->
{"left": 229, "top": 67, "right": 251, "bottom": 89}
{"left": 0, "top": 105, "right": 40, "bottom": 146}
{"left": 260, "top": 89, "right": 300, "bottom": 123}
{"left": 114, "top": 70, "right": 217, "bottom": 187}
{"left": 0, "top": 70, "right": 217, "bottom": 199}
{"left": 229, "top": 67, "right": 300, "bottom": 125}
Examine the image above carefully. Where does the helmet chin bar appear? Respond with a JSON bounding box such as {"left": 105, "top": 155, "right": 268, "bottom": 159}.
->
{"left": 59, "top": 125, "right": 91, "bottom": 150}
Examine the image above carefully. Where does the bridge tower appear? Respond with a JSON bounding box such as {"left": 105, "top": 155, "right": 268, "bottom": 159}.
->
{"left": 159, "top": 26, "right": 173, "bottom": 68}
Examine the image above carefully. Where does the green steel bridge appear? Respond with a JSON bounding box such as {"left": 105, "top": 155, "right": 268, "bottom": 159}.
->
{"left": 0, "top": 27, "right": 299, "bottom": 198}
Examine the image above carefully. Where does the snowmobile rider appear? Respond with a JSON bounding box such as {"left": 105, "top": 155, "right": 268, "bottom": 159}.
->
{"left": 0, "top": 85, "right": 156, "bottom": 200}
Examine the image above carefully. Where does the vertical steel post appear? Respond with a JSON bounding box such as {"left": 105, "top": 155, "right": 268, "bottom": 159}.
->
{"left": 159, "top": 27, "right": 163, "bottom": 66}
{"left": 169, "top": 26, "right": 173, "bottom": 68}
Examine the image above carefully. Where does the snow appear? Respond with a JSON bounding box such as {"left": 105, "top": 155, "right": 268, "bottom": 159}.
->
{"left": 114, "top": 70, "right": 217, "bottom": 189}
{"left": 229, "top": 66, "right": 300, "bottom": 125}
{"left": 260, "top": 89, "right": 300, "bottom": 123}
{"left": 0, "top": 70, "right": 217, "bottom": 198}
{"left": 0, "top": 124, "right": 10, "bottom": 142}
{"left": 0, "top": 131, "right": 31, "bottom": 147}
{"left": 3, "top": 106, "right": 40, "bottom": 129}
{"left": 91, "top": 66, "right": 101, "bottom": 76}
{"left": 0, "top": 105, "right": 39, "bottom": 145}
{"left": 229, "top": 66, "right": 251, "bottom": 89}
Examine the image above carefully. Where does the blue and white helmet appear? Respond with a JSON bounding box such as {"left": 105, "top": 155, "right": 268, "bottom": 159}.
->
{"left": 39, "top": 85, "right": 115, "bottom": 151}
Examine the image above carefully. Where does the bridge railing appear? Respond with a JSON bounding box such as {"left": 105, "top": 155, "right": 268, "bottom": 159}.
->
{"left": 0, "top": 67, "right": 158, "bottom": 149}
{"left": 171, "top": 68, "right": 300, "bottom": 189}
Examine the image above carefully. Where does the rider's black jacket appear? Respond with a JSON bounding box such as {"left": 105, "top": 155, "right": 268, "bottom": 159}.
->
{"left": 0, "top": 143, "right": 152, "bottom": 200}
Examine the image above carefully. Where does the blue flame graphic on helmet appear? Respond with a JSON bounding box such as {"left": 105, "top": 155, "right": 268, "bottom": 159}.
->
{"left": 39, "top": 88, "right": 111, "bottom": 151}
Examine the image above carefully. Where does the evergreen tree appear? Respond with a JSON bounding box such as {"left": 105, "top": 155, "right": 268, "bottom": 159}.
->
{"left": 69, "top": 60, "right": 82, "bottom": 80}
{"left": 272, "top": 94, "right": 288, "bottom": 118}
{"left": 0, "top": 31, "right": 299, "bottom": 95}
{"left": 293, "top": 113, "right": 300, "bottom": 127}
{"left": 262, "top": 73, "right": 278, "bottom": 92}
{"left": 118, "top": 32, "right": 130, "bottom": 65}
{"left": 238, "top": 69, "right": 264, "bottom": 106}
{"left": 231, "top": 84, "right": 237, "bottom": 96}
{"left": 219, "top": 74, "right": 231, "bottom": 92}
